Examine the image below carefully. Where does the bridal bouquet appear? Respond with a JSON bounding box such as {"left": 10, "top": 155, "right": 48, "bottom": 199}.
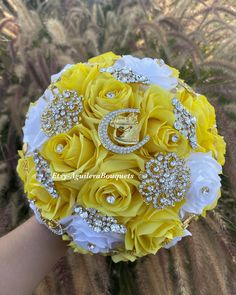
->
{"left": 17, "top": 52, "right": 226, "bottom": 262}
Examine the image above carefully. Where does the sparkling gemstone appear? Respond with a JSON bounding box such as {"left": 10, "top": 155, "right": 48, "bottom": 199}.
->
{"left": 87, "top": 243, "right": 96, "bottom": 251}
{"left": 80, "top": 212, "right": 88, "bottom": 219}
{"left": 63, "top": 90, "right": 70, "bottom": 98}
{"left": 94, "top": 227, "right": 101, "bottom": 232}
{"left": 106, "top": 92, "right": 115, "bottom": 99}
{"left": 170, "top": 160, "right": 176, "bottom": 166}
{"left": 111, "top": 224, "right": 119, "bottom": 232}
{"left": 157, "top": 154, "right": 163, "bottom": 161}
{"left": 174, "top": 121, "right": 182, "bottom": 130}
{"left": 190, "top": 117, "right": 197, "bottom": 124}
{"left": 153, "top": 166, "right": 159, "bottom": 172}
{"left": 142, "top": 173, "right": 148, "bottom": 179}
{"left": 181, "top": 129, "right": 188, "bottom": 137}
{"left": 106, "top": 195, "right": 116, "bottom": 204}
{"left": 171, "top": 134, "right": 179, "bottom": 142}
{"left": 172, "top": 98, "right": 178, "bottom": 106}
{"left": 74, "top": 207, "right": 82, "bottom": 213}
{"left": 201, "top": 186, "right": 210, "bottom": 195}
{"left": 147, "top": 185, "right": 154, "bottom": 191}
{"left": 56, "top": 144, "right": 64, "bottom": 153}
{"left": 146, "top": 196, "right": 152, "bottom": 202}
{"left": 122, "top": 68, "right": 130, "bottom": 74}
{"left": 99, "top": 66, "right": 150, "bottom": 84}
{"left": 95, "top": 220, "right": 102, "bottom": 227}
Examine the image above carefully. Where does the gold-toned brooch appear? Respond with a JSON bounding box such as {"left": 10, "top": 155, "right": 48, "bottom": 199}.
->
{"left": 98, "top": 108, "right": 150, "bottom": 154}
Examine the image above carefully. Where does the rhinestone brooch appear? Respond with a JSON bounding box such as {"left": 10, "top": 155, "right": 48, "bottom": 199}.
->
{"left": 139, "top": 152, "right": 191, "bottom": 209}
{"left": 98, "top": 108, "right": 150, "bottom": 154}
{"left": 33, "top": 151, "right": 58, "bottom": 198}
{"left": 73, "top": 206, "right": 127, "bottom": 234}
{"left": 172, "top": 98, "right": 197, "bottom": 149}
{"left": 40, "top": 87, "right": 83, "bottom": 137}
{"left": 100, "top": 66, "right": 150, "bottom": 84}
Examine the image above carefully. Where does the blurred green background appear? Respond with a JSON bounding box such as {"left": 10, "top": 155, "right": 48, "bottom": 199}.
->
{"left": 0, "top": 1, "right": 236, "bottom": 294}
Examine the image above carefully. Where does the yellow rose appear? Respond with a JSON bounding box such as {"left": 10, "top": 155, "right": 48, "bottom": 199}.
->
{"left": 82, "top": 74, "right": 140, "bottom": 125}
{"left": 176, "top": 89, "right": 226, "bottom": 164}
{"left": 74, "top": 153, "right": 146, "bottom": 218}
{"left": 139, "top": 85, "right": 191, "bottom": 157}
{"left": 40, "top": 123, "right": 108, "bottom": 174}
{"left": 88, "top": 51, "right": 120, "bottom": 68}
{"left": 112, "top": 251, "right": 137, "bottom": 263}
{"left": 56, "top": 52, "right": 120, "bottom": 97}
{"left": 55, "top": 54, "right": 141, "bottom": 129}
{"left": 17, "top": 152, "right": 76, "bottom": 220}
{"left": 28, "top": 182, "right": 77, "bottom": 220}
{"left": 208, "top": 126, "right": 226, "bottom": 165}
{"left": 77, "top": 175, "right": 142, "bottom": 218}
{"left": 124, "top": 204, "right": 185, "bottom": 258}
{"left": 17, "top": 151, "right": 36, "bottom": 192}
{"left": 56, "top": 63, "right": 98, "bottom": 96}
{"left": 169, "top": 65, "right": 179, "bottom": 78}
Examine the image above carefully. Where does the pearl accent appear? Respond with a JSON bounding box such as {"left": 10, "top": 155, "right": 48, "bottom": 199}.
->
{"left": 106, "top": 195, "right": 116, "bottom": 204}
{"left": 201, "top": 186, "right": 210, "bottom": 195}
{"left": 88, "top": 243, "right": 96, "bottom": 251}
{"left": 171, "top": 134, "right": 179, "bottom": 143}
{"left": 56, "top": 143, "right": 64, "bottom": 153}
{"left": 106, "top": 92, "right": 115, "bottom": 99}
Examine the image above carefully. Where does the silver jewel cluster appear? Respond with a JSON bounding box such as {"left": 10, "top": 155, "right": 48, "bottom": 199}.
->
{"left": 139, "top": 152, "right": 191, "bottom": 209}
{"left": 41, "top": 88, "right": 83, "bottom": 137}
{"left": 74, "top": 206, "right": 127, "bottom": 234}
{"left": 98, "top": 108, "right": 150, "bottom": 154}
{"left": 100, "top": 66, "right": 150, "bottom": 84}
{"left": 172, "top": 98, "right": 197, "bottom": 149}
{"left": 33, "top": 151, "right": 58, "bottom": 198}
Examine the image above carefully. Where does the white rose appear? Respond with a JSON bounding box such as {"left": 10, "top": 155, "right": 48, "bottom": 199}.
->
{"left": 60, "top": 215, "right": 125, "bottom": 254}
{"left": 164, "top": 229, "right": 192, "bottom": 249}
{"left": 114, "top": 55, "right": 178, "bottom": 90}
{"left": 180, "top": 152, "right": 222, "bottom": 218}
{"left": 23, "top": 89, "right": 52, "bottom": 154}
{"left": 23, "top": 65, "right": 72, "bottom": 154}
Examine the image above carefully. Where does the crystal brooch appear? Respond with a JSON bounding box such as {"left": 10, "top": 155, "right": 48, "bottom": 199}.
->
{"left": 74, "top": 206, "right": 127, "bottom": 234}
{"left": 172, "top": 98, "right": 197, "bottom": 149}
{"left": 40, "top": 87, "right": 83, "bottom": 137}
{"left": 98, "top": 108, "right": 150, "bottom": 154}
{"left": 139, "top": 152, "right": 191, "bottom": 209}
{"left": 33, "top": 151, "right": 59, "bottom": 198}
{"left": 100, "top": 66, "right": 150, "bottom": 84}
